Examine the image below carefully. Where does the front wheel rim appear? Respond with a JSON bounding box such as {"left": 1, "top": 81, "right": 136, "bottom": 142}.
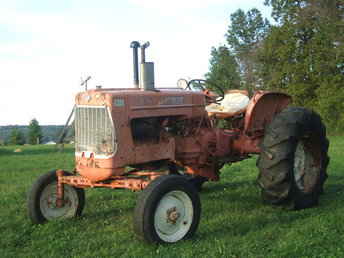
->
{"left": 40, "top": 183, "right": 79, "bottom": 220}
{"left": 154, "top": 190, "right": 193, "bottom": 243}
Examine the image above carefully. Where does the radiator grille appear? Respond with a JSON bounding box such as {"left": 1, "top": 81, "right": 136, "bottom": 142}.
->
{"left": 75, "top": 106, "right": 116, "bottom": 156}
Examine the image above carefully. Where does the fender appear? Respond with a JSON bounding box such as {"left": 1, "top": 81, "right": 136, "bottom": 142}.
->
{"left": 244, "top": 91, "right": 292, "bottom": 135}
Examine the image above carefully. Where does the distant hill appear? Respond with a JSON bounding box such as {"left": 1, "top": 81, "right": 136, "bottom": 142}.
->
{"left": 0, "top": 125, "right": 73, "bottom": 144}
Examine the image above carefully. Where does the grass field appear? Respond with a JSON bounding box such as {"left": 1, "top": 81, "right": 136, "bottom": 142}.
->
{"left": 1, "top": 136, "right": 343, "bottom": 258}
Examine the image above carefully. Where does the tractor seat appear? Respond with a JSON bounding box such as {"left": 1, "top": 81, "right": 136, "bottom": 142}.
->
{"left": 206, "top": 90, "right": 249, "bottom": 119}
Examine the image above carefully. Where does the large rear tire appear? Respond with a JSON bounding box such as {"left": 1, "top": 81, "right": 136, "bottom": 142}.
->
{"left": 257, "top": 107, "right": 329, "bottom": 209}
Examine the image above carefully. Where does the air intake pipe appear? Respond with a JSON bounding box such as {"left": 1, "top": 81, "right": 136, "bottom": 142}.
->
{"left": 130, "top": 41, "right": 140, "bottom": 88}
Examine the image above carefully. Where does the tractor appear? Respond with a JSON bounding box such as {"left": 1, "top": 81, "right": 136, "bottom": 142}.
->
{"left": 27, "top": 41, "right": 329, "bottom": 244}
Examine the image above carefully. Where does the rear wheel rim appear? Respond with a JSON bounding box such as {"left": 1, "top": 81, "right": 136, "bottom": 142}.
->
{"left": 40, "top": 183, "right": 79, "bottom": 220}
{"left": 294, "top": 140, "right": 320, "bottom": 193}
{"left": 154, "top": 190, "right": 193, "bottom": 243}
{"left": 294, "top": 142, "right": 307, "bottom": 191}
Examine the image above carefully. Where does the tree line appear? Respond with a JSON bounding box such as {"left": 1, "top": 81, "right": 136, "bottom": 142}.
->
{"left": 0, "top": 120, "right": 74, "bottom": 146}
{"left": 5, "top": 119, "right": 43, "bottom": 145}
{"left": 206, "top": 0, "right": 343, "bottom": 131}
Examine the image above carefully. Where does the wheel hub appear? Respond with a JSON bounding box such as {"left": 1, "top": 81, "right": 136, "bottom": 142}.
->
{"left": 154, "top": 190, "right": 194, "bottom": 242}
{"left": 40, "top": 183, "right": 79, "bottom": 220}
{"left": 46, "top": 195, "right": 70, "bottom": 208}
{"left": 166, "top": 207, "right": 180, "bottom": 224}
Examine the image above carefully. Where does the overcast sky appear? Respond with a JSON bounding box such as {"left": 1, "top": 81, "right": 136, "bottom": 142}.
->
{"left": 0, "top": 0, "right": 271, "bottom": 125}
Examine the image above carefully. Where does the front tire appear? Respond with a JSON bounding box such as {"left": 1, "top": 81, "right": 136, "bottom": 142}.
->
{"left": 257, "top": 107, "right": 329, "bottom": 209}
{"left": 27, "top": 170, "right": 85, "bottom": 224}
{"left": 133, "top": 175, "right": 201, "bottom": 243}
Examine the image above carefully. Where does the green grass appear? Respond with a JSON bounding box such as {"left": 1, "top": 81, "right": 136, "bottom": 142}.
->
{"left": 1, "top": 136, "right": 343, "bottom": 258}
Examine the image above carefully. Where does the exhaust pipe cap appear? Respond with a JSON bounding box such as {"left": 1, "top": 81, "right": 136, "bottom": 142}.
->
{"left": 130, "top": 41, "right": 140, "bottom": 48}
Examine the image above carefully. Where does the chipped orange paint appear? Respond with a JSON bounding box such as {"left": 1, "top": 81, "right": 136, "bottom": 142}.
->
{"left": 59, "top": 171, "right": 165, "bottom": 191}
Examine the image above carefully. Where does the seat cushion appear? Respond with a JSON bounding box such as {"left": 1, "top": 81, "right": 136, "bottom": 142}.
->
{"left": 220, "top": 92, "right": 250, "bottom": 113}
{"left": 205, "top": 91, "right": 250, "bottom": 119}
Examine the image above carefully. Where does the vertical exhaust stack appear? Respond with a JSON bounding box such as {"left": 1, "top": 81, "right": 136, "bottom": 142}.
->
{"left": 130, "top": 41, "right": 140, "bottom": 88}
{"left": 140, "top": 42, "right": 155, "bottom": 91}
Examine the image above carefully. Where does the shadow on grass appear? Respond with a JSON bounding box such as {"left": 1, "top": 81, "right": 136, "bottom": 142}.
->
{"left": 198, "top": 200, "right": 312, "bottom": 244}
{"left": 324, "top": 183, "right": 344, "bottom": 194}
{"left": 84, "top": 207, "right": 132, "bottom": 220}
{"left": 201, "top": 180, "right": 256, "bottom": 194}
{"left": 83, "top": 189, "right": 136, "bottom": 220}
{"left": 0, "top": 148, "right": 14, "bottom": 155}
{"left": 83, "top": 197, "right": 136, "bottom": 222}
{"left": 197, "top": 178, "right": 344, "bottom": 243}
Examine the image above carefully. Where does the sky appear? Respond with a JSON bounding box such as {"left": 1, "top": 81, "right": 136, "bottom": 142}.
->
{"left": 0, "top": 0, "right": 271, "bottom": 125}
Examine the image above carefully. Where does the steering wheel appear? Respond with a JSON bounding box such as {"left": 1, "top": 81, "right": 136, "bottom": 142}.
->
{"left": 186, "top": 79, "right": 225, "bottom": 103}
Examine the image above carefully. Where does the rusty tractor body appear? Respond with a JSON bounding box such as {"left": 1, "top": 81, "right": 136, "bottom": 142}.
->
{"left": 70, "top": 88, "right": 290, "bottom": 185}
{"left": 28, "top": 41, "right": 329, "bottom": 244}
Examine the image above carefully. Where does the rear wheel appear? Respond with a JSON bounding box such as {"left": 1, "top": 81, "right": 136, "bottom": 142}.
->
{"left": 257, "top": 107, "right": 329, "bottom": 209}
{"left": 133, "top": 175, "right": 201, "bottom": 243}
{"left": 27, "top": 170, "right": 85, "bottom": 224}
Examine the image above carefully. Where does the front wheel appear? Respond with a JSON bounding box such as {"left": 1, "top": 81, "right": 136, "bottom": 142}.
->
{"left": 133, "top": 175, "right": 201, "bottom": 243}
{"left": 27, "top": 170, "right": 85, "bottom": 224}
{"left": 257, "top": 107, "right": 329, "bottom": 209}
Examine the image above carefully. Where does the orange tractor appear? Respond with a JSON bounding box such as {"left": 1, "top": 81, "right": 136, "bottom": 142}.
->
{"left": 27, "top": 41, "right": 329, "bottom": 244}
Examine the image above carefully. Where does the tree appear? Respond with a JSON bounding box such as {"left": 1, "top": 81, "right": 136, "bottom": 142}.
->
{"left": 259, "top": 0, "right": 344, "bottom": 130}
{"left": 226, "top": 8, "right": 270, "bottom": 93}
{"left": 264, "top": 0, "right": 305, "bottom": 24}
{"left": 28, "top": 119, "right": 43, "bottom": 144}
{"left": 205, "top": 46, "right": 241, "bottom": 93}
{"left": 9, "top": 128, "right": 25, "bottom": 145}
